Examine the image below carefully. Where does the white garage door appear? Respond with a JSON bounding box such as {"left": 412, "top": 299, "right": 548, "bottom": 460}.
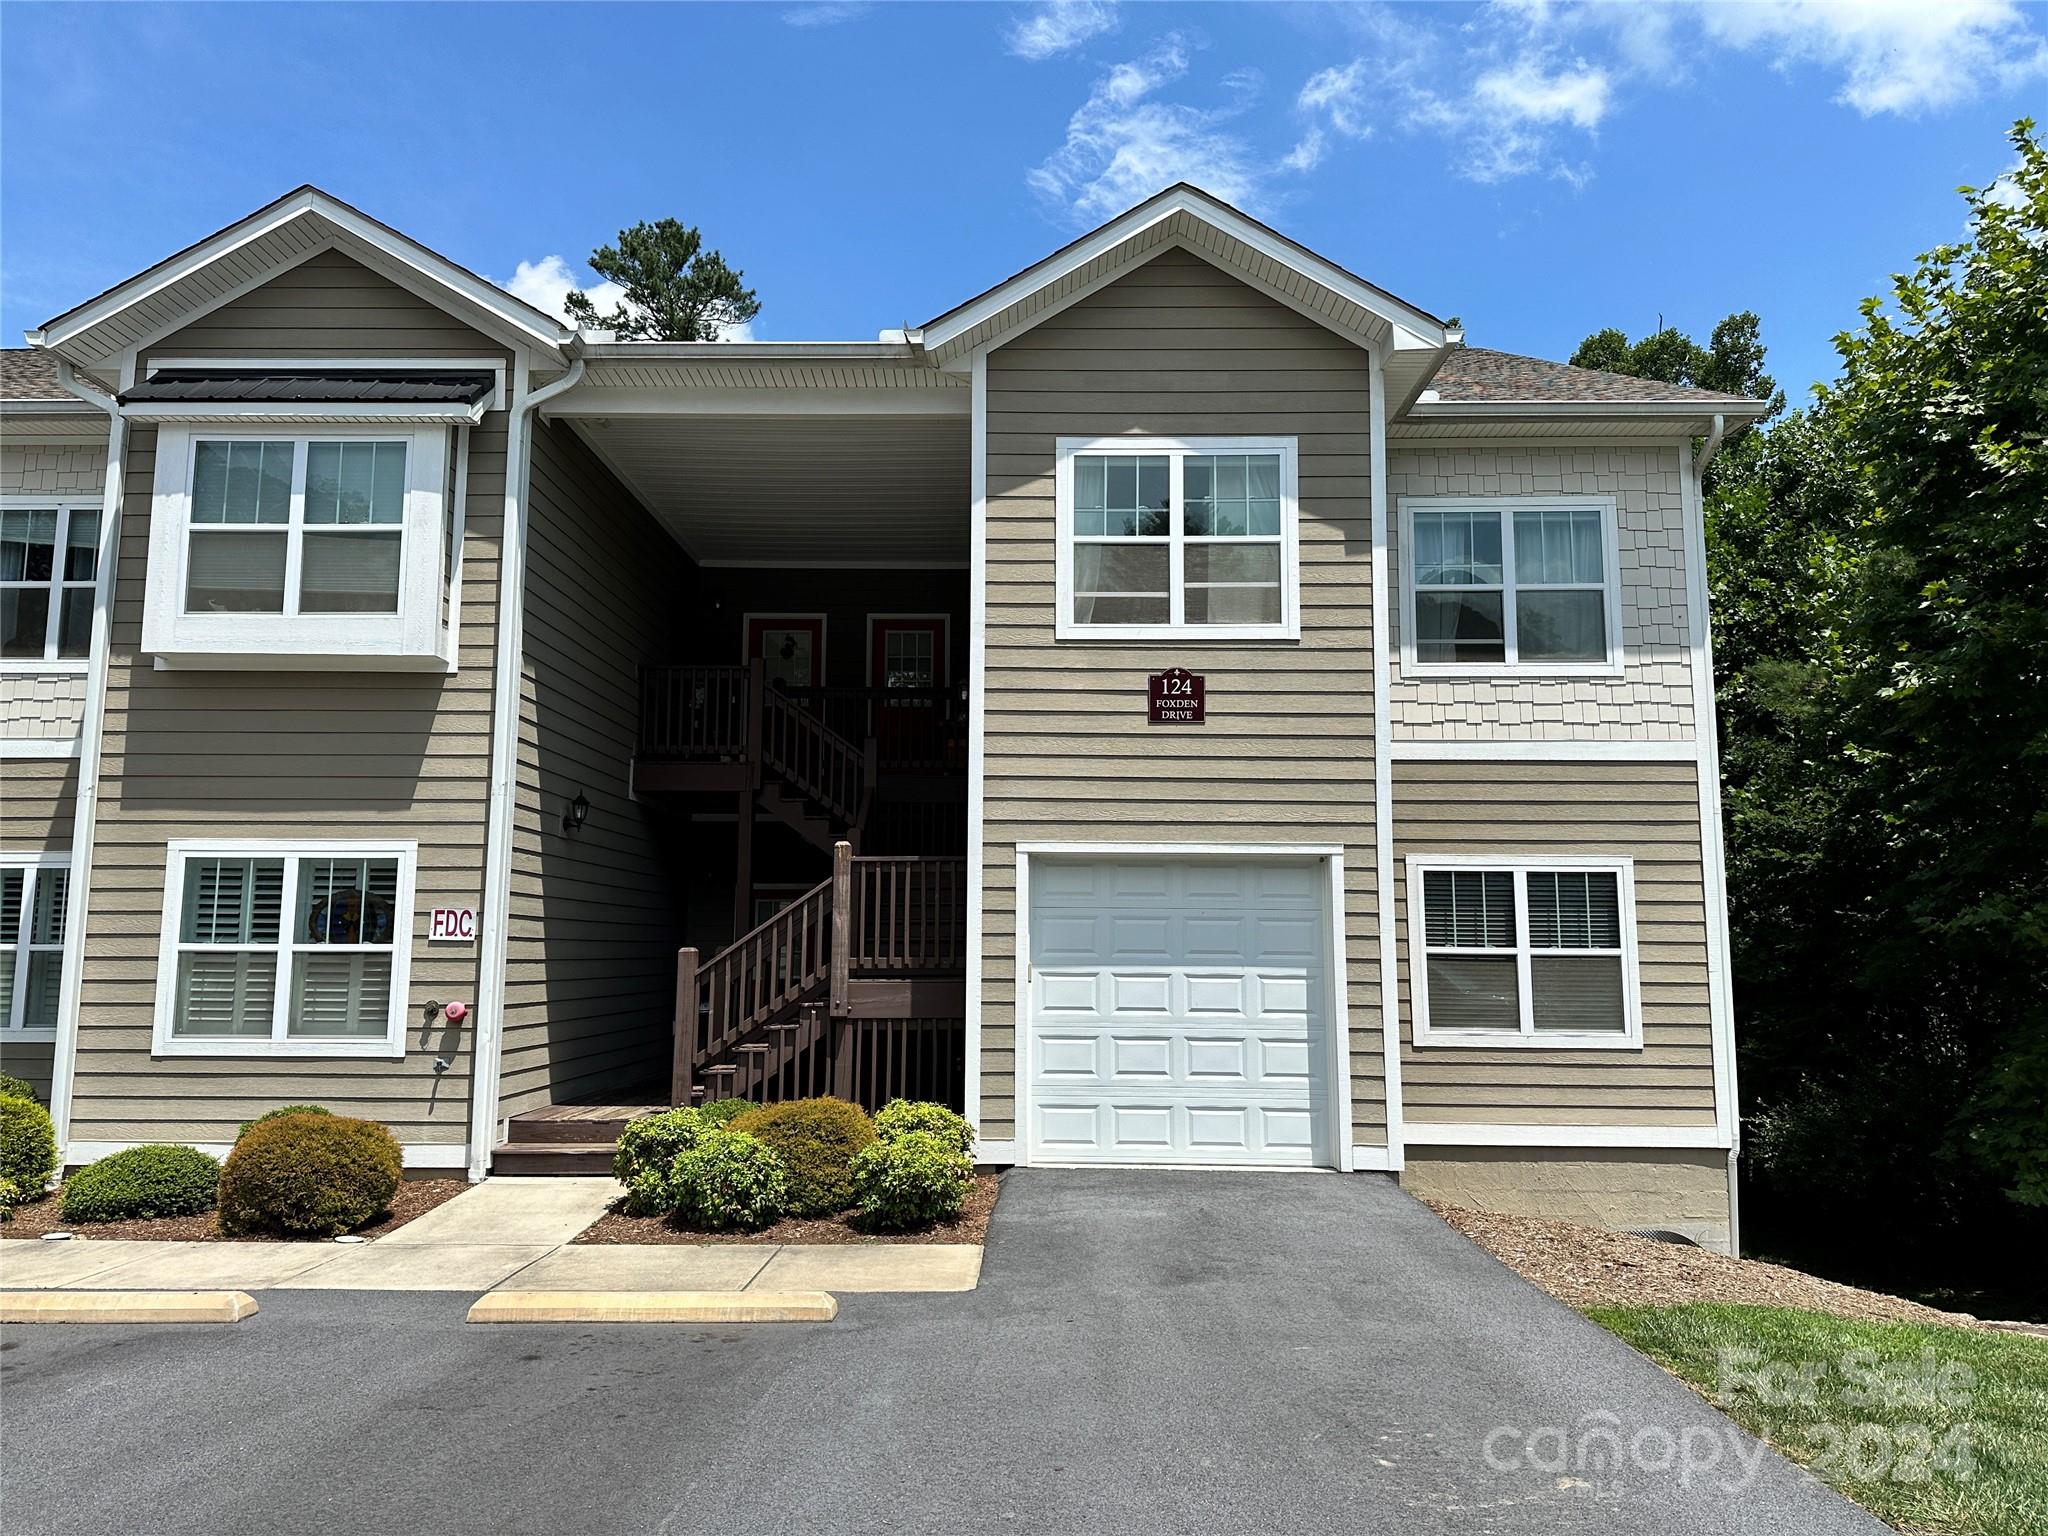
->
{"left": 1026, "top": 858, "right": 1334, "bottom": 1167}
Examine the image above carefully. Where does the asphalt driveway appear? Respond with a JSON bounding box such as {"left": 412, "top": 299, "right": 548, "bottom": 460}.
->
{"left": 1, "top": 1169, "right": 1882, "bottom": 1535}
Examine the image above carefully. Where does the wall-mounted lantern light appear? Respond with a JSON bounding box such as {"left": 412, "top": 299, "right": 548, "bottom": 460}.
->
{"left": 562, "top": 791, "right": 590, "bottom": 834}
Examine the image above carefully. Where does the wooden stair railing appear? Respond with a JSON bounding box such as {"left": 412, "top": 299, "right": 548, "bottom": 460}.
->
{"left": 759, "top": 675, "right": 873, "bottom": 830}
{"left": 673, "top": 845, "right": 971, "bottom": 1107}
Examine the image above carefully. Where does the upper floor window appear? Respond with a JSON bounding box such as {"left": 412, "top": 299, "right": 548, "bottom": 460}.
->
{"left": 1399, "top": 496, "right": 1621, "bottom": 675}
{"left": 1, "top": 857, "right": 68, "bottom": 1040}
{"left": 1, "top": 504, "right": 99, "bottom": 662}
{"left": 152, "top": 841, "right": 415, "bottom": 1059}
{"left": 1406, "top": 856, "right": 1641, "bottom": 1050}
{"left": 1055, "top": 437, "right": 1299, "bottom": 641}
{"left": 145, "top": 426, "right": 454, "bottom": 669}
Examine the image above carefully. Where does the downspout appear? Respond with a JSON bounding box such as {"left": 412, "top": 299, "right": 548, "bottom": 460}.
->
{"left": 1690, "top": 411, "right": 1740, "bottom": 1253}
{"left": 43, "top": 358, "right": 126, "bottom": 1161}
{"left": 465, "top": 345, "right": 586, "bottom": 1180}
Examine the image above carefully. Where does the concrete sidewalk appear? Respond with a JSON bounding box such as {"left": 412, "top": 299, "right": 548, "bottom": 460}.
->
{"left": 0, "top": 1176, "right": 982, "bottom": 1295}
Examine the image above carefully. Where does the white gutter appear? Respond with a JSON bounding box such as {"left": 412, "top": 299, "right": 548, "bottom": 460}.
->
{"left": 43, "top": 358, "right": 127, "bottom": 1160}
{"left": 1693, "top": 412, "right": 1728, "bottom": 478}
{"left": 464, "top": 347, "right": 586, "bottom": 1180}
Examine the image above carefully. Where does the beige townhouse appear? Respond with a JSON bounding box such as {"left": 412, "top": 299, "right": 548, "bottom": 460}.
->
{"left": 0, "top": 184, "right": 1765, "bottom": 1247}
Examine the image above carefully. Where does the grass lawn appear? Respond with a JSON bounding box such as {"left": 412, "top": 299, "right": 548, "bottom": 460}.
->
{"left": 1587, "top": 1303, "right": 2048, "bottom": 1536}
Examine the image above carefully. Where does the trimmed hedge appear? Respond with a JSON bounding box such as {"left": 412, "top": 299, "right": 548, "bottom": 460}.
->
{"left": 668, "top": 1129, "right": 788, "bottom": 1232}
{"left": 237, "top": 1104, "right": 331, "bottom": 1140}
{"left": 695, "top": 1097, "right": 757, "bottom": 1129}
{"left": 219, "top": 1113, "right": 402, "bottom": 1236}
{"left": 731, "top": 1097, "right": 875, "bottom": 1218}
{"left": 0, "top": 1073, "right": 38, "bottom": 1104}
{"left": 850, "top": 1130, "right": 973, "bottom": 1230}
{"left": 0, "top": 1094, "right": 59, "bottom": 1198}
{"left": 61, "top": 1145, "right": 221, "bottom": 1223}
{"left": 614, "top": 1109, "right": 709, "bottom": 1211}
{"left": 873, "top": 1099, "right": 975, "bottom": 1157}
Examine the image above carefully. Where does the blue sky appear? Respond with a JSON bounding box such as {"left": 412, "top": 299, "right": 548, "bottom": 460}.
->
{"left": 3, "top": 1, "right": 2040, "bottom": 402}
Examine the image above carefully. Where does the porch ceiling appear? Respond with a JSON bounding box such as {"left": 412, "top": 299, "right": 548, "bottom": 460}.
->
{"left": 562, "top": 413, "right": 970, "bottom": 566}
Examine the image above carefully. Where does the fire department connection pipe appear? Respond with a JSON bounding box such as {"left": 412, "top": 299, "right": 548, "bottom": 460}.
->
{"left": 465, "top": 349, "right": 585, "bottom": 1179}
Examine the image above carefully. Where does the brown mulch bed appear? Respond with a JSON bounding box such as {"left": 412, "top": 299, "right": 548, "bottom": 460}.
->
{"left": 2, "top": 1177, "right": 469, "bottom": 1243}
{"left": 575, "top": 1171, "right": 1001, "bottom": 1246}
{"left": 1428, "top": 1200, "right": 1990, "bottom": 1330}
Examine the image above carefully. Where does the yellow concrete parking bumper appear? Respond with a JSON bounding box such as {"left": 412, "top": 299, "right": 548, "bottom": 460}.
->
{"left": 1, "top": 1290, "right": 259, "bottom": 1324}
{"left": 467, "top": 1289, "right": 838, "bottom": 1324}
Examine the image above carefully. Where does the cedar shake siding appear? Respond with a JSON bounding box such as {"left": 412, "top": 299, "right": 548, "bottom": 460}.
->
{"left": 498, "top": 419, "right": 692, "bottom": 1118}
{"left": 979, "top": 246, "right": 1383, "bottom": 1145}
{"left": 65, "top": 255, "right": 513, "bottom": 1148}
{"left": 1392, "top": 760, "right": 1719, "bottom": 1128}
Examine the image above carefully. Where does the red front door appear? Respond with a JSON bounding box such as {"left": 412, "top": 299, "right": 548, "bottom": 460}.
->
{"left": 870, "top": 618, "right": 948, "bottom": 767}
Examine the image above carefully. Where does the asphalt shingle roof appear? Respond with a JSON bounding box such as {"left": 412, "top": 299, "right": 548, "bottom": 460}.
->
{"left": 118, "top": 370, "right": 495, "bottom": 405}
{"left": 0, "top": 348, "right": 74, "bottom": 401}
{"left": 1429, "top": 347, "right": 1762, "bottom": 407}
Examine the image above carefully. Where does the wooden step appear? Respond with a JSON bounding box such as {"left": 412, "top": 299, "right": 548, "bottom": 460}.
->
{"left": 490, "top": 1140, "right": 619, "bottom": 1176}
{"left": 505, "top": 1114, "right": 647, "bottom": 1145}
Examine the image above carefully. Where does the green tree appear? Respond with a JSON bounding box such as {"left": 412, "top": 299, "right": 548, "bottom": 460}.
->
{"left": 1571, "top": 311, "right": 1785, "bottom": 416}
{"left": 561, "top": 218, "right": 761, "bottom": 341}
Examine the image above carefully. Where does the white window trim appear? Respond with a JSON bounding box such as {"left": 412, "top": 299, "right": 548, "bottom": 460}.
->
{"left": 151, "top": 838, "right": 417, "bottom": 1060}
{"left": 142, "top": 424, "right": 452, "bottom": 667}
{"left": 1, "top": 497, "right": 101, "bottom": 669}
{"left": 1054, "top": 435, "right": 1301, "bottom": 642}
{"left": 1398, "top": 495, "right": 1624, "bottom": 678}
{"left": 1, "top": 852, "right": 69, "bottom": 1043}
{"left": 1405, "top": 854, "right": 1642, "bottom": 1051}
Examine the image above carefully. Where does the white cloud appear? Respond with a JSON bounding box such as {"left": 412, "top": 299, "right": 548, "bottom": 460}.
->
{"left": 783, "top": 3, "right": 868, "bottom": 27}
{"left": 498, "top": 256, "right": 754, "bottom": 341}
{"left": 1280, "top": 128, "right": 1326, "bottom": 175}
{"left": 1473, "top": 58, "right": 1609, "bottom": 129}
{"left": 1027, "top": 38, "right": 1262, "bottom": 222}
{"left": 1297, "top": 61, "right": 1373, "bottom": 140}
{"left": 1006, "top": 0, "right": 1116, "bottom": 61}
{"left": 1691, "top": 0, "right": 2046, "bottom": 115}
{"left": 501, "top": 255, "right": 628, "bottom": 326}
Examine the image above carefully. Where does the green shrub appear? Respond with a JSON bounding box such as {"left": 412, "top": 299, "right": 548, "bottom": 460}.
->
{"left": 236, "top": 1104, "right": 331, "bottom": 1140}
{"left": 695, "top": 1097, "right": 757, "bottom": 1129}
{"left": 668, "top": 1129, "right": 788, "bottom": 1232}
{"left": 218, "top": 1113, "right": 402, "bottom": 1237}
{"left": 0, "top": 1073, "right": 39, "bottom": 1104}
{"left": 60, "top": 1145, "right": 221, "bottom": 1223}
{"left": 873, "top": 1099, "right": 975, "bottom": 1157}
{"left": 613, "top": 1108, "right": 709, "bottom": 1211}
{"left": 850, "top": 1131, "right": 973, "bottom": 1231}
{"left": 730, "top": 1097, "right": 875, "bottom": 1217}
{"left": 0, "top": 1094, "right": 58, "bottom": 1198}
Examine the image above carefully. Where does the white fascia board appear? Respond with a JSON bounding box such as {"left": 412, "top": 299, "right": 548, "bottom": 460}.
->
{"left": 577, "top": 341, "right": 925, "bottom": 361}
{"left": 922, "top": 187, "right": 1448, "bottom": 355}
{"left": 0, "top": 400, "right": 101, "bottom": 419}
{"left": 542, "top": 387, "right": 967, "bottom": 418}
{"left": 1404, "top": 400, "right": 1772, "bottom": 423}
{"left": 36, "top": 189, "right": 571, "bottom": 359}
{"left": 1403, "top": 1123, "right": 1731, "bottom": 1150}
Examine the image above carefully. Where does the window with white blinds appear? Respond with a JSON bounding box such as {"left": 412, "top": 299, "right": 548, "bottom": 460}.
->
{"left": 155, "top": 843, "right": 414, "bottom": 1057}
{"left": 1, "top": 859, "right": 68, "bottom": 1037}
{"left": 1409, "top": 858, "right": 1639, "bottom": 1048}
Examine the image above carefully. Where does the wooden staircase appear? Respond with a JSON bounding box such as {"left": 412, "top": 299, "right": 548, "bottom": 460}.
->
{"left": 491, "top": 1102, "right": 659, "bottom": 1176}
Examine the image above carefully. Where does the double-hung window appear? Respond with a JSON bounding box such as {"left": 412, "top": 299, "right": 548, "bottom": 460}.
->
{"left": 153, "top": 841, "right": 415, "bottom": 1058}
{"left": 1402, "top": 497, "right": 1620, "bottom": 672}
{"left": 1057, "top": 437, "right": 1299, "bottom": 640}
{"left": 144, "top": 426, "right": 453, "bottom": 667}
{"left": 1, "top": 858, "right": 68, "bottom": 1040}
{"left": 1, "top": 504, "right": 99, "bottom": 660}
{"left": 1407, "top": 857, "right": 1640, "bottom": 1048}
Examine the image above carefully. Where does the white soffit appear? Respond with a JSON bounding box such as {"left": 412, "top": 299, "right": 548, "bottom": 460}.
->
{"left": 568, "top": 413, "right": 969, "bottom": 566}
{"left": 31, "top": 187, "right": 572, "bottom": 367}
{"left": 922, "top": 187, "right": 1449, "bottom": 364}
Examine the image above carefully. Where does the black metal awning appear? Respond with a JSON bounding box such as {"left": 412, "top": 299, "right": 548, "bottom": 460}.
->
{"left": 117, "top": 370, "right": 495, "bottom": 405}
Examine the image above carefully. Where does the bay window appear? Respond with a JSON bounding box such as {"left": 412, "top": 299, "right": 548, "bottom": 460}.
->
{"left": 145, "top": 426, "right": 453, "bottom": 667}
{"left": 1401, "top": 497, "right": 1621, "bottom": 673}
{"left": 1406, "top": 856, "right": 1641, "bottom": 1048}
{"left": 153, "top": 841, "right": 415, "bottom": 1058}
{"left": 1057, "top": 437, "right": 1299, "bottom": 640}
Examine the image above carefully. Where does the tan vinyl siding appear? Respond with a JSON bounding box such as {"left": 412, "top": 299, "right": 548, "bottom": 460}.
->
{"left": 68, "top": 274, "right": 516, "bottom": 1148}
{"left": 982, "top": 246, "right": 1381, "bottom": 1145}
{"left": 499, "top": 419, "right": 691, "bottom": 1118}
{"left": 3, "top": 759, "right": 78, "bottom": 852}
{"left": 1393, "top": 760, "right": 1717, "bottom": 1128}
{"left": 0, "top": 1039, "right": 54, "bottom": 1103}
{"left": 153, "top": 248, "right": 501, "bottom": 358}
